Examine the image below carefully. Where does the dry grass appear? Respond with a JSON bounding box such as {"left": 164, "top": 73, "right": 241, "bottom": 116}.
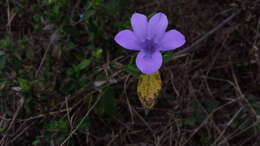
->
{"left": 0, "top": 0, "right": 260, "bottom": 146}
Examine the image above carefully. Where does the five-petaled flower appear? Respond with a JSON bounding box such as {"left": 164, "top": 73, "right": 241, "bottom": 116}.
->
{"left": 114, "top": 12, "right": 186, "bottom": 74}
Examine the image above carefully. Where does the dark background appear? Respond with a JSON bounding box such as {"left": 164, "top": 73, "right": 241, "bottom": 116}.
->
{"left": 0, "top": 0, "right": 259, "bottom": 145}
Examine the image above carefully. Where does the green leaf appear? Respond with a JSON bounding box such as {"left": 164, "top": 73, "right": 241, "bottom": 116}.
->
{"left": 78, "top": 59, "right": 91, "bottom": 70}
{"left": 66, "top": 68, "right": 74, "bottom": 77}
{"left": 32, "top": 136, "right": 41, "bottom": 145}
{"left": 45, "top": 120, "right": 68, "bottom": 133}
{"left": 163, "top": 51, "right": 173, "bottom": 63}
{"left": 0, "top": 36, "right": 12, "bottom": 48}
{"left": 92, "top": 48, "right": 103, "bottom": 59}
{"left": 42, "top": 120, "right": 69, "bottom": 145}
{"left": 183, "top": 119, "right": 196, "bottom": 126}
{"left": 95, "top": 87, "right": 117, "bottom": 117}
{"left": 18, "top": 78, "right": 31, "bottom": 93}
{"left": 64, "top": 41, "right": 76, "bottom": 49}
{"left": 66, "top": 59, "right": 91, "bottom": 77}
{"left": 33, "top": 15, "right": 41, "bottom": 24}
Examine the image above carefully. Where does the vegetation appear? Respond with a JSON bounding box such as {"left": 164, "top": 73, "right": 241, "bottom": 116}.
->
{"left": 0, "top": 0, "right": 259, "bottom": 145}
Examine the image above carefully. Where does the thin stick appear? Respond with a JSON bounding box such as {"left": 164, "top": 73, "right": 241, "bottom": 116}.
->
{"left": 211, "top": 107, "right": 243, "bottom": 146}
{"left": 35, "top": 31, "right": 59, "bottom": 78}
{"left": 60, "top": 93, "right": 103, "bottom": 146}
{"left": 0, "top": 97, "right": 24, "bottom": 144}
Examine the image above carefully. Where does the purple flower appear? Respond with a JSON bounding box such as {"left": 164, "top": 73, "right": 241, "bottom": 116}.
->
{"left": 114, "top": 12, "right": 186, "bottom": 74}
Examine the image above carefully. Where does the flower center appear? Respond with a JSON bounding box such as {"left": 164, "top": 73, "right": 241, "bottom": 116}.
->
{"left": 141, "top": 38, "right": 158, "bottom": 54}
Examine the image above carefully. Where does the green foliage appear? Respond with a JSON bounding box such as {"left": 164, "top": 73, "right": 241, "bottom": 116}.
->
{"left": 42, "top": 0, "right": 67, "bottom": 23}
{"left": 18, "top": 78, "right": 31, "bottom": 93}
{"left": 17, "top": 36, "right": 29, "bottom": 49}
{"left": 1, "top": 0, "right": 128, "bottom": 145}
{"left": 66, "top": 59, "right": 91, "bottom": 77}
{"left": 0, "top": 0, "right": 259, "bottom": 145}
{"left": 32, "top": 136, "right": 41, "bottom": 146}
{"left": 92, "top": 48, "right": 103, "bottom": 59}
{"left": 163, "top": 51, "right": 174, "bottom": 63}
{"left": 124, "top": 56, "right": 141, "bottom": 76}
{"left": 77, "top": 59, "right": 91, "bottom": 71}
{"left": 40, "top": 120, "right": 69, "bottom": 145}
{"left": 45, "top": 120, "right": 68, "bottom": 132}
{"left": 0, "top": 36, "right": 12, "bottom": 49}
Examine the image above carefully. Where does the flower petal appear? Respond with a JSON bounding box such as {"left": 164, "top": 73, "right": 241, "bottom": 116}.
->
{"left": 136, "top": 51, "right": 163, "bottom": 74}
{"left": 131, "top": 13, "right": 148, "bottom": 40}
{"left": 159, "top": 29, "right": 186, "bottom": 51}
{"left": 114, "top": 30, "right": 141, "bottom": 50}
{"left": 147, "top": 12, "right": 168, "bottom": 40}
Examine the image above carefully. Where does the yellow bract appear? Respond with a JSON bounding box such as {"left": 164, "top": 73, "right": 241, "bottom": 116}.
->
{"left": 137, "top": 71, "right": 162, "bottom": 109}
